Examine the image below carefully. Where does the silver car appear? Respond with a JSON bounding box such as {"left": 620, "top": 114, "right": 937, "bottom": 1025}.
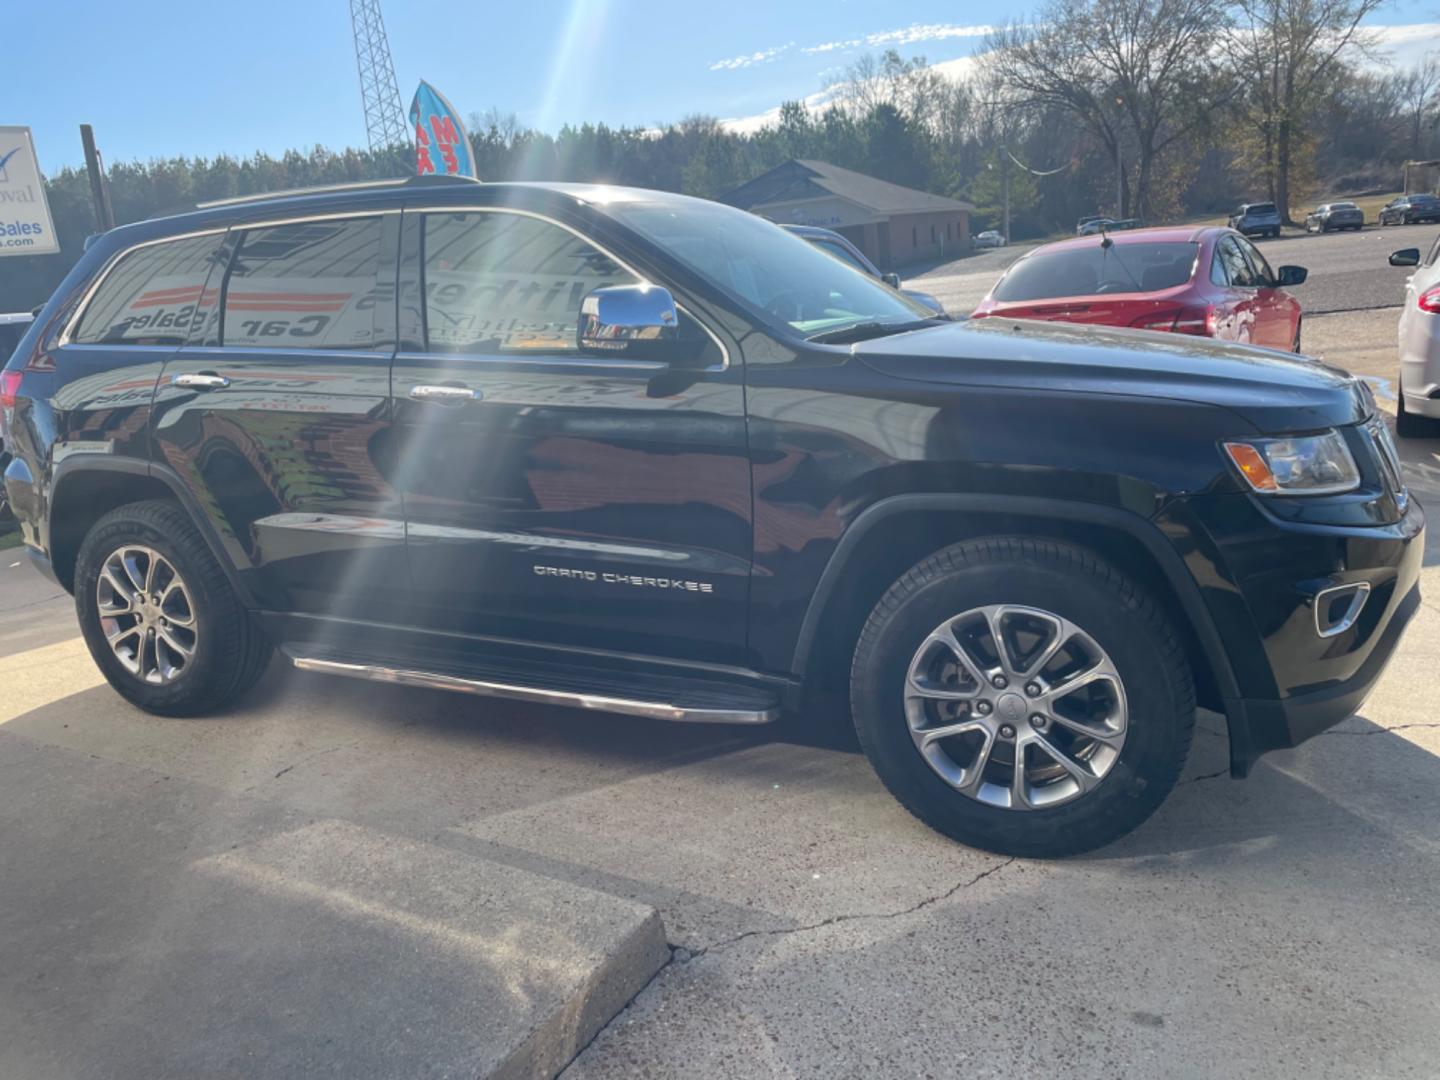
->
{"left": 1389, "top": 241, "right": 1440, "bottom": 437}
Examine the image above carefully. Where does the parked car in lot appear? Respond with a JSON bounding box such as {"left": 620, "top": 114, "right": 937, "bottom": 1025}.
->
{"left": 1305, "top": 201, "right": 1364, "bottom": 232}
{"left": 0, "top": 312, "right": 35, "bottom": 522}
{"left": 1228, "top": 201, "right": 1283, "bottom": 238}
{"left": 1379, "top": 194, "right": 1440, "bottom": 226}
{"left": 2, "top": 178, "right": 1422, "bottom": 857}
{"left": 781, "top": 224, "right": 944, "bottom": 314}
{"left": 973, "top": 230, "right": 1006, "bottom": 249}
{"left": 971, "top": 226, "right": 1308, "bottom": 351}
{"left": 1388, "top": 241, "right": 1440, "bottom": 437}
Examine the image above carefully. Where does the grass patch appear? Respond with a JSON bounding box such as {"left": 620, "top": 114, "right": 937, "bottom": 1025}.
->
{"left": 0, "top": 526, "right": 23, "bottom": 551}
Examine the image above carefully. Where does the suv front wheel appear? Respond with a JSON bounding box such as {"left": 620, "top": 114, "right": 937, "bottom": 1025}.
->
{"left": 75, "top": 500, "right": 272, "bottom": 716}
{"left": 850, "top": 537, "right": 1195, "bottom": 857}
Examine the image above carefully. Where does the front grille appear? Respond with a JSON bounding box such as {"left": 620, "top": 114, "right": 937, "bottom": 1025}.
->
{"left": 1364, "top": 416, "right": 1407, "bottom": 510}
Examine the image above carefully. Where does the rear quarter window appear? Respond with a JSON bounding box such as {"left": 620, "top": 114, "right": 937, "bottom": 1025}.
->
{"left": 71, "top": 233, "right": 225, "bottom": 346}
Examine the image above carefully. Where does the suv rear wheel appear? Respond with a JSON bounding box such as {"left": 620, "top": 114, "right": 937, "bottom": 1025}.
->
{"left": 74, "top": 500, "right": 272, "bottom": 716}
{"left": 850, "top": 537, "right": 1195, "bottom": 857}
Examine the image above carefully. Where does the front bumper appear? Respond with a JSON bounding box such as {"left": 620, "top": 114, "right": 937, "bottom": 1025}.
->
{"left": 1225, "top": 583, "right": 1420, "bottom": 776}
{"left": 1179, "top": 488, "right": 1425, "bottom": 778}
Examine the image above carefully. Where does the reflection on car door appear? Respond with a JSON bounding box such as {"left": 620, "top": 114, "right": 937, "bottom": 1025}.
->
{"left": 1235, "top": 236, "right": 1292, "bottom": 349}
{"left": 390, "top": 206, "right": 753, "bottom": 666}
{"left": 1209, "top": 236, "right": 1262, "bottom": 343}
{"left": 152, "top": 212, "right": 408, "bottom": 619}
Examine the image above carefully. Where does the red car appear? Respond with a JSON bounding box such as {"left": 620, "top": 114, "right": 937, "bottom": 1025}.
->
{"left": 972, "top": 226, "right": 1309, "bottom": 352}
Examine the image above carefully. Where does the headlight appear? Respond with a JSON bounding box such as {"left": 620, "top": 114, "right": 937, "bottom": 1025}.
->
{"left": 1222, "top": 431, "right": 1360, "bottom": 495}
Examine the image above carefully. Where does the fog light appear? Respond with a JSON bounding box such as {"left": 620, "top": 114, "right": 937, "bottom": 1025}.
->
{"left": 1314, "top": 582, "right": 1371, "bottom": 638}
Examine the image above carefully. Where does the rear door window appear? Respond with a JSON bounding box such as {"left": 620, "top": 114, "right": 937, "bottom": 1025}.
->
{"left": 221, "top": 216, "right": 386, "bottom": 350}
{"left": 71, "top": 233, "right": 225, "bottom": 346}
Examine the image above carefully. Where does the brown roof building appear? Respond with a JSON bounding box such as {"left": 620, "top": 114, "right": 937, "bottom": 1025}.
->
{"left": 720, "top": 159, "right": 974, "bottom": 268}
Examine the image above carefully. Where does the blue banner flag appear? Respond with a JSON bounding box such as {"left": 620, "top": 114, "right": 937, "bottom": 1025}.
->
{"left": 410, "top": 80, "right": 477, "bottom": 179}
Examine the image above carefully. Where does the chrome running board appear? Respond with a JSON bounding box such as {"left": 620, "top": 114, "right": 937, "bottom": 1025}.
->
{"left": 289, "top": 656, "right": 779, "bottom": 725}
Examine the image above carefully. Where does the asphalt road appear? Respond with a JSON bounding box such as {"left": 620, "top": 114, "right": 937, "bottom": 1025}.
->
{"left": 911, "top": 220, "right": 1439, "bottom": 318}
{"left": 2, "top": 308, "right": 1439, "bottom": 1077}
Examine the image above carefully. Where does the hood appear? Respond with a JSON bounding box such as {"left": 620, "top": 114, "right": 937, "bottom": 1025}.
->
{"left": 853, "top": 317, "right": 1369, "bottom": 433}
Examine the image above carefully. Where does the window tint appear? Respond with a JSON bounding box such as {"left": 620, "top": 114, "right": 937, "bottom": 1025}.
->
{"left": 222, "top": 217, "right": 385, "bottom": 350}
{"left": 1214, "top": 237, "right": 1257, "bottom": 287}
{"left": 1236, "top": 237, "right": 1274, "bottom": 285}
{"left": 813, "top": 239, "right": 872, "bottom": 275}
{"left": 422, "top": 211, "right": 635, "bottom": 354}
{"left": 991, "top": 242, "right": 1198, "bottom": 302}
{"left": 1247, "top": 203, "right": 1277, "bottom": 215}
{"left": 72, "top": 234, "right": 224, "bottom": 346}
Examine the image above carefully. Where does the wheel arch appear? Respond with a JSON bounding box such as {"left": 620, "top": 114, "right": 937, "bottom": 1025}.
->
{"left": 48, "top": 456, "right": 253, "bottom": 606}
{"left": 790, "top": 494, "right": 1242, "bottom": 746}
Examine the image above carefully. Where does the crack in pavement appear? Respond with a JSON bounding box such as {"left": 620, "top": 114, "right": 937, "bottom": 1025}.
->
{"left": 1183, "top": 768, "right": 1229, "bottom": 784}
{"left": 271, "top": 742, "right": 352, "bottom": 780}
{"left": 0, "top": 592, "right": 69, "bottom": 614}
{"left": 681, "top": 857, "right": 1018, "bottom": 960}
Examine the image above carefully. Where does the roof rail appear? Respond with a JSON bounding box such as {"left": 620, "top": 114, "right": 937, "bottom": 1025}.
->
{"left": 195, "top": 174, "right": 480, "bottom": 210}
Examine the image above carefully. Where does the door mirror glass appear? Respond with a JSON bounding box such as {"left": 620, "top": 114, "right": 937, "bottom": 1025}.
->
{"left": 578, "top": 284, "right": 679, "bottom": 359}
{"left": 1276, "top": 265, "right": 1308, "bottom": 286}
{"left": 882, "top": 272, "right": 902, "bottom": 288}
{"left": 1390, "top": 248, "right": 1421, "bottom": 267}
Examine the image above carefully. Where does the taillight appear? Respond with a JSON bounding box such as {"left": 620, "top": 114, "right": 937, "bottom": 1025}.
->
{"left": 1418, "top": 286, "right": 1440, "bottom": 313}
{"left": 0, "top": 370, "right": 21, "bottom": 410}
{"left": 1128, "top": 305, "right": 1212, "bottom": 336}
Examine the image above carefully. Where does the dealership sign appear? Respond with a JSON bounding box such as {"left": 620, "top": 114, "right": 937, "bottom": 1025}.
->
{"left": 0, "top": 126, "right": 60, "bottom": 257}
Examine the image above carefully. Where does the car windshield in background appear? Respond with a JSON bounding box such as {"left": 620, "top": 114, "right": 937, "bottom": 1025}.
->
{"left": 605, "top": 199, "right": 932, "bottom": 337}
{"left": 1332, "top": 202, "right": 1359, "bottom": 210}
{"left": 1410, "top": 194, "right": 1440, "bottom": 204}
{"left": 991, "top": 242, "right": 1199, "bottom": 302}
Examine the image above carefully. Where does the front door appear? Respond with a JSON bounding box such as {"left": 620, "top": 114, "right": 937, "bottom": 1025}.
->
{"left": 391, "top": 206, "right": 752, "bottom": 666}
{"left": 1235, "top": 236, "right": 1290, "bottom": 350}
{"left": 152, "top": 211, "right": 408, "bottom": 619}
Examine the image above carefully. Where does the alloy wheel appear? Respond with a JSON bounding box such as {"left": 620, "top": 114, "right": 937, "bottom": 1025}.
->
{"left": 904, "top": 604, "right": 1128, "bottom": 810}
{"left": 96, "top": 545, "right": 199, "bottom": 684}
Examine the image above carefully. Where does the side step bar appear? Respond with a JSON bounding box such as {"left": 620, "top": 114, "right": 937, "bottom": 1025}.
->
{"left": 290, "top": 656, "right": 779, "bottom": 725}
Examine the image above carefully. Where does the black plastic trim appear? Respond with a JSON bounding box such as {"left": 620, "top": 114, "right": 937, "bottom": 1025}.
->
{"left": 49, "top": 454, "right": 254, "bottom": 606}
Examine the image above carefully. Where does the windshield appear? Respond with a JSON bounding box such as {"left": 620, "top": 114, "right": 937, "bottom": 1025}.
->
{"left": 991, "top": 241, "right": 1199, "bottom": 302}
{"left": 606, "top": 199, "right": 931, "bottom": 336}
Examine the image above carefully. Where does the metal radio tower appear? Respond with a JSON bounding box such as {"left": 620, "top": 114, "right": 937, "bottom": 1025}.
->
{"left": 349, "top": 0, "right": 408, "bottom": 156}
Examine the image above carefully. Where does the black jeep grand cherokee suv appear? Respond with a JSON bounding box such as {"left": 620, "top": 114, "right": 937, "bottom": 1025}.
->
{"left": 2, "top": 178, "right": 1423, "bottom": 856}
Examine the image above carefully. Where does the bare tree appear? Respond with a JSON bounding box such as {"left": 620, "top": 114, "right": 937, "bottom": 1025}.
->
{"left": 1225, "top": 0, "right": 1383, "bottom": 223}
{"left": 984, "top": 0, "right": 1233, "bottom": 220}
{"left": 837, "top": 50, "right": 949, "bottom": 131}
{"left": 1396, "top": 55, "right": 1440, "bottom": 159}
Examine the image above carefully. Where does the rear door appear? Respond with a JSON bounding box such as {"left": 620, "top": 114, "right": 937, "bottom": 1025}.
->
{"left": 390, "top": 204, "right": 752, "bottom": 666}
{"left": 152, "top": 209, "right": 407, "bottom": 619}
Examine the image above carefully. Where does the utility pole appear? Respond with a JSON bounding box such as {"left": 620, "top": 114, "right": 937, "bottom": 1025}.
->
{"left": 1002, "top": 149, "right": 1011, "bottom": 245}
{"left": 79, "top": 124, "right": 115, "bottom": 233}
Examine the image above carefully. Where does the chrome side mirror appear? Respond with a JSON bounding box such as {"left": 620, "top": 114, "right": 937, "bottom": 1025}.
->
{"left": 1390, "top": 248, "right": 1421, "bottom": 267}
{"left": 578, "top": 284, "right": 678, "bottom": 358}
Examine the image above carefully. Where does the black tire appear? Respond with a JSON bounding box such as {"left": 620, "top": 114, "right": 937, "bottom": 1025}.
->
{"left": 1397, "top": 387, "right": 1440, "bottom": 439}
{"left": 1292, "top": 318, "right": 1303, "bottom": 354}
{"left": 74, "top": 500, "right": 272, "bottom": 716}
{"left": 850, "top": 537, "right": 1195, "bottom": 858}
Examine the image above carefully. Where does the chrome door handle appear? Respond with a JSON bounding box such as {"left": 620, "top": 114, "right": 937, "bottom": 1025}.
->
{"left": 409, "top": 384, "right": 480, "bottom": 404}
{"left": 172, "top": 373, "right": 231, "bottom": 390}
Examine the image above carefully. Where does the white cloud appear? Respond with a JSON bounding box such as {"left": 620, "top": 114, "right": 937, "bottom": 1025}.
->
{"left": 709, "top": 43, "right": 794, "bottom": 71}
{"left": 803, "top": 23, "right": 994, "bottom": 55}
{"left": 719, "top": 22, "right": 1440, "bottom": 133}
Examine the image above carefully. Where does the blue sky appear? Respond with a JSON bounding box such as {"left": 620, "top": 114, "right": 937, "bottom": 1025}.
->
{"left": 9, "top": 0, "right": 1440, "bottom": 172}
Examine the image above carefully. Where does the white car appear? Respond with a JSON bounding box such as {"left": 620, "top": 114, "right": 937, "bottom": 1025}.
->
{"left": 974, "top": 230, "right": 1006, "bottom": 249}
{"left": 1390, "top": 242, "right": 1440, "bottom": 437}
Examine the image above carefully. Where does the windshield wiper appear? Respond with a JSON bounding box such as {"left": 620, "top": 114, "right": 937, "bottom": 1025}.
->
{"left": 807, "top": 318, "right": 940, "bottom": 345}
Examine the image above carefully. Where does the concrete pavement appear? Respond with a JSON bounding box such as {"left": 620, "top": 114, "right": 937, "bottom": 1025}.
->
{"left": 1, "top": 305, "right": 1438, "bottom": 1077}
